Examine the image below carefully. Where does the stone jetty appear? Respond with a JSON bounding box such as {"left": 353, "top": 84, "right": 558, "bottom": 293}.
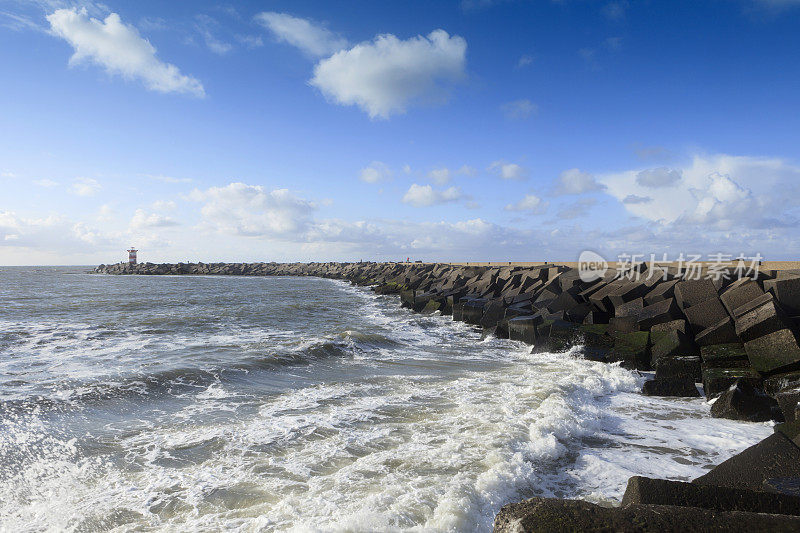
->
{"left": 96, "top": 259, "right": 800, "bottom": 530}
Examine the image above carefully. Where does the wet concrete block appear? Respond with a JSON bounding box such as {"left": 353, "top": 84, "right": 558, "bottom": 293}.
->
{"left": 609, "top": 316, "right": 639, "bottom": 335}
{"left": 735, "top": 298, "right": 791, "bottom": 343}
{"left": 622, "top": 475, "right": 800, "bottom": 516}
{"left": 493, "top": 497, "right": 800, "bottom": 533}
{"left": 745, "top": 328, "right": 800, "bottom": 373}
{"left": 479, "top": 300, "right": 507, "bottom": 328}
{"left": 764, "top": 371, "right": 800, "bottom": 396}
{"left": 612, "top": 331, "right": 650, "bottom": 368}
{"left": 702, "top": 366, "right": 763, "bottom": 398}
{"left": 711, "top": 380, "right": 780, "bottom": 422}
{"left": 642, "top": 377, "right": 700, "bottom": 397}
{"left": 508, "top": 316, "right": 540, "bottom": 345}
{"left": 650, "top": 329, "right": 698, "bottom": 366}
{"left": 650, "top": 319, "right": 687, "bottom": 335}
{"left": 693, "top": 432, "right": 800, "bottom": 492}
{"left": 700, "top": 343, "right": 748, "bottom": 366}
{"left": 674, "top": 279, "right": 718, "bottom": 309}
{"left": 776, "top": 389, "right": 800, "bottom": 423}
{"left": 655, "top": 356, "right": 701, "bottom": 381}
{"left": 614, "top": 297, "right": 644, "bottom": 318}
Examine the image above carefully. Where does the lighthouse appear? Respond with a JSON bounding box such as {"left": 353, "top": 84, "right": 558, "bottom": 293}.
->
{"left": 127, "top": 247, "right": 138, "bottom": 265}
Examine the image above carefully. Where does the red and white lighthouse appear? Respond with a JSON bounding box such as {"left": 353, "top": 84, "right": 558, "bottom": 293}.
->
{"left": 127, "top": 247, "right": 138, "bottom": 265}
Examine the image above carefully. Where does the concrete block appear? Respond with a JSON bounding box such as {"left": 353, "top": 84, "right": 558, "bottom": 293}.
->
{"left": 508, "top": 316, "right": 540, "bottom": 345}
{"left": 735, "top": 298, "right": 790, "bottom": 343}
{"left": 683, "top": 297, "right": 730, "bottom": 334}
{"left": 710, "top": 380, "right": 779, "bottom": 422}
{"left": 622, "top": 475, "right": 800, "bottom": 516}
{"left": 674, "top": 279, "right": 718, "bottom": 309}
{"left": 614, "top": 297, "right": 643, "bottom": 318}
{"left": 637, "top": 298, "right": 680, "bottom": 330}
{"left": 745, "top": 328, "right": 800, "bottom": 373}
{"left": 765, "top": 276, "right": 800, "bottom": 316}
{"left": 643, "top": 279, "right": 679, "bottom": 305}
{"left": 695, "top": 317, "right": 739, "bottom": 346}
{"left": 720, "top": 278, "right": 765, "bottom": 316}
{"left": 650, "top": 329, "right": 698, "bottom": 366}
{"left": 702, "top": 366, "right": 762, "bottom": 398}
{"left": 693, "top": 433, "right": 800, "bottom": 491}
{"left": 655, "top": 356, "right": 701, "bottom": 381}
{"left": 700, "top": 343, "right": 747, "bottom": 365}
{"left": 642, "top": 378, "right": 700, "bottom": 397}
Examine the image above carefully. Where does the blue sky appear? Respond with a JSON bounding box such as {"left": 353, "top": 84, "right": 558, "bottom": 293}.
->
{"left": 1, "top": 0, "right": 799, "bottom": 265}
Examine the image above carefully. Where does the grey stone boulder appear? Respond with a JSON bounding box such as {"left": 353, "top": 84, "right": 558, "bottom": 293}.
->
{"left": 710, "top": 380, "right": 780, "bottom": 422}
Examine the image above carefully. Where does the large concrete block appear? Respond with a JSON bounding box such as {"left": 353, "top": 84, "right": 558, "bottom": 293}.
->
{"left": 643, "top": 279, "right": 679, "bottom": 305}
{"left": 622, "top": 475, "right": 800, "bottom": 515}
{"left": 765, "top": 276, "right": 800, "bottom": 316}
{"left": 508, "top": 315, "right": 540, "bottom": 345}
{"left": 612, "top": 331, "right": 650, "bottom": 368}
{"left": 674, "top": 279, "right": 718, "bottom": 309}
{"left": 702, "top": 366, "right": 762, "bottom": 398}
{"left": 683, "top": 297, "right": 730, "bottom": 335}
{"left": 735, "top": 298, "right": 790, "bottom": 343}
{"left": 642, "top": 378, "right": 700, "bottom": 397}
{"left": 695, "top": 317, "right": 739, "bottom": 346}
{"left": 693, "top": 432, "right": 800, "bottom": 491}
{"left": 700, "top": 343, "right": 747, "bottom": 366}
{"left": 650, "top": 329, "right": 698, "bottom": 366}
{"left": 479, "top": 300, "right": 506, "bottom": 328}
{"left": 744, "top": 328, "right": 800, "bottom": 373}
{"left": 710, "top": 380, "right": 779, "bottom": 422}
{"left": 655, "top": 356, "right": 701, "bottom": 381}
{"left": 720, "top": 278, "right": 765, "bottom": 316}
{"left": 637, "top": 298, "right": 680, "bottom": 330}
{"left": 493, "top": 496, "right": 800, "bottom": 533}
{"left": 614, "top": 297, "right": 643, "bottom": 318}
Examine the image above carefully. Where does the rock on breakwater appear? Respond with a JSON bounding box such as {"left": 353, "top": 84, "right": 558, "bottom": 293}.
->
{"left": 96, "top": 259, "right": 800, "bottom": 530}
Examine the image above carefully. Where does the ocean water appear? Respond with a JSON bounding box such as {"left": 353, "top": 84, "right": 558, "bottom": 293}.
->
{"left": 0, "top": 266, "right": 773, "bottom": 532}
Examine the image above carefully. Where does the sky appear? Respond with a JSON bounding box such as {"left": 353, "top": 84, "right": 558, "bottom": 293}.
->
{"left": 1, "top": 0, "right": 799, "bottom": 265}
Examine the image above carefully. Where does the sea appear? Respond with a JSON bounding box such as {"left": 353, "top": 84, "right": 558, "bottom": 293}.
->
{"left": 0, "top": 266, "right": 773, "bottom": 532}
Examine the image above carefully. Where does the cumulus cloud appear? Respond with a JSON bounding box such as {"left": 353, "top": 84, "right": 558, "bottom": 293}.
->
{"left": 71, "top": 177, "right": 101, "bottom": 196}
{"left": 428, "top": 167, "right": 452, "bottom": 185}
{"left": 310, "top": 29, "right": 467, "bottom": 119}
{"left": 255, "top": 11, "right": 347, "bottom": 57}
{"left": 623, "top": 194, "right": 652, "bottom": 204}
{"left": 636, "top": 167, "right": 682, "bottom": 188}
{"left": 402, "top": 184, "right": 464, "bottom": 207}
{"left": 553, "top": 168, "right": 606, "bottom": 195}
{"left": 601, "top": 154, "right": 800, "bottom": 231}
{"left": 129, "top": 209, "right": 179, "bottom": 230}
{"left": 504, "top": 194, "right": 547, "bottom": 214}
{"left": 360, "top": 161, "right": 392, "bottom": 183}
{"left": 489, "top": 161, "right": 527, "bottom": 180}
{"left": 501, "top": 99, "right": 537, "bottom": 120}
{"left": 47, "top": 8, "right": 205, "bottom": 97}
{"left": 188, "top": 182, "right": 316, "bottom": 238}
{"left": 557, "top": 197, "right": 597, "bottom": 220}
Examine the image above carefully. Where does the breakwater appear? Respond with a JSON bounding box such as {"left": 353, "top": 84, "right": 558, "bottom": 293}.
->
{"left": 96, "top": 260, "right": 800, "bottom": 530}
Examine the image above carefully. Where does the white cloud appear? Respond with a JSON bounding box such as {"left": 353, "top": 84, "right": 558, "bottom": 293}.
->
{"left": 501, "top": 99, "right": 537, "bottom": 120}
{"left": 310, "top": 29, "right": 467, "bottom": 119}
{"left": 456, "top": 165, "right": 477, "bottom": 176}
{"left": 130, "top": 208, "right": 179, "bottom": 230}
{"left": 557, "top": 197, "right": 597, "bottom": 220}
{"left": 34, "top": 178, "right": 59, "bottom": 188}
{"left": 622, "top": 194, "right": 652, "bottom": 204}
{"left": 601, "top": 154, "right": 800, "bottom": 231}
{"left": 188, "top": 182, "right": 316, "bottom": 238}
{"left": 147, "top": 174, "right": 192, "bottom": 184}
{"left": 635, "top": 167, "right": 682, "bottom": 188}
{"left": 504, "top": 194, "right": 547, "bottom": 214}
{"left": 47, "top": 8, "right": 205, "bottom": 97}
{"left": 553, "top": 168, "right": 606, "bottom": 195}
{"left": 402, "top": 184, "right": 464, "bottom": 207}
{"left": 360, "top": 161, "right": 392, "bottom": 183}
{"left": 151, "top": 200, "right": 177, "bottom": 211}
{"left": 255, "top": 12, "right": 347, "bottom": 57}
{"left": 517, "top": 54, "right": 533, "bottom": 68}
{"left": 489, "top": 160, "right": 527, "bottom": 180}
{"left": 428, "top": 167, "right": 452, "bottom": 185}
{"left": 71, "top": 177, "right": 101, "bottom": 196}
{"left": 195, "top": 14, "right": 232, "bottom": 55}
